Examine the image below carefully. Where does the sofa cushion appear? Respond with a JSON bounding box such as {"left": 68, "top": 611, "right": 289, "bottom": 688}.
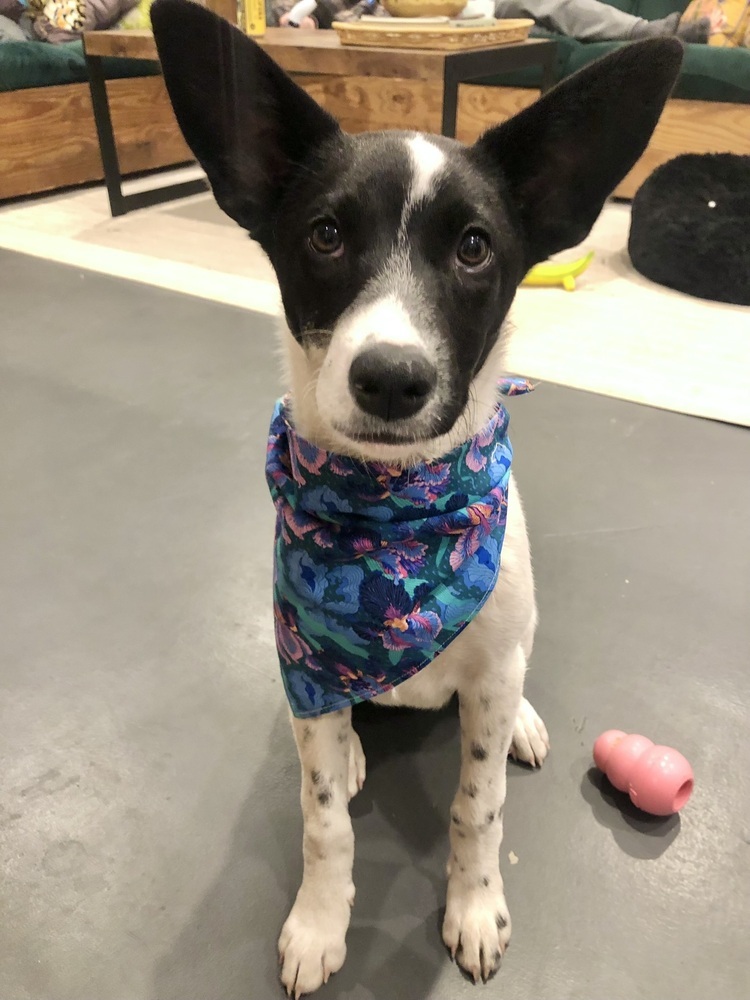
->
{"left": 564, "top": 38, "right": 750, "bottom": 102}
{"left": 0, "top": 39, "right": 158, "bottom": 91}
{"left": 475, "top": 32, "right": 750, "bottom": 104}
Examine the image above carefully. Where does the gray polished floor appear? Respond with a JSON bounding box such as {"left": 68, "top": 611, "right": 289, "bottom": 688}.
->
{"left": 1, "top": 249, "right": 749, "bottom": 1000}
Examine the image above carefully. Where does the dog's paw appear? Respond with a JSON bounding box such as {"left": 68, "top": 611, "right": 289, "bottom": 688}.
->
{"left": 443, "top": 881, "right": 511, "bottom": 983}
{"left": 347, "top": 730, "right": 366, "bottom": 801}
{"left": 279, "top": 888, "right": 354, "bottom": 998}
{"left": 510, "top": 697, "right": 549, "bottom": 768}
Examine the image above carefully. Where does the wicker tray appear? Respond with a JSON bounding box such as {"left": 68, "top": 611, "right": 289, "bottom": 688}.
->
{"left": 332, "top": 17, "right": 534, "bottom": 50}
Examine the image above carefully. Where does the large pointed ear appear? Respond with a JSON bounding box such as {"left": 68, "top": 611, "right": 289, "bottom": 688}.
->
{"left": 151, "top": 0, "right": 340, "bottom": 238}
{"left": 473, "top": 39, "right": 683, "bottom": 268}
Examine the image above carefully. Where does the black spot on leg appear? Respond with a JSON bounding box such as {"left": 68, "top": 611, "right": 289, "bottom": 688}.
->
{"left": 337, "top": 729, "right": 348, "bottom": 744}
{"left": 311, "top": 769, "right": 321, "bottom": 785}
{"left": 451, "top": 812, "right": 463, "bottom": 826}
{"left": 301, "top": 726, "right": 313, "bottom": 745}
{"left": 471, "top": 742, "right": 488, "bottom": 761}
{"left": 456, "top": 829, "right": 466, "bottom": 839}
{"left": 486, "top": 811, "right": 495, "bottom": 824}
{"left": 317, "top": 787, "right": 332, "bottom": 806}
{"left": 481, "top": 875, "right": 490, "bottom": 887}
{"left": 495, "top": 912, "right": 507, "bottom": 931}
{"left": 461, "top": 783, "right": 478, "bottom": 798}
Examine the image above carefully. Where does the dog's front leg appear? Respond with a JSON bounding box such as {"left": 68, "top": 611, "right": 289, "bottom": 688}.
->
{"left": 279, "top": 708, "right": 356, "bottom": 999}
{"left": 443, "top": 644, "right": 525, "bottom": 983}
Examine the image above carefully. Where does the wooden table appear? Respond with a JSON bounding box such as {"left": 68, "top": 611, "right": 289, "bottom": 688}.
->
{"left": 84, "top": 28, "right": 556, "bottom": 216}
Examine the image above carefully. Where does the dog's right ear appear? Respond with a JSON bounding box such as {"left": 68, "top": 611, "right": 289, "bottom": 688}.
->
{"left": 151, "top": 0, "right": 340, "bottom": 238}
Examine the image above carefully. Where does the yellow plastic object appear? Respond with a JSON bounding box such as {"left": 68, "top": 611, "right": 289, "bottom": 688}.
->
{"left": 522, "top": 251, "right": 594, "bottom": 291}
{"left": 240, "top": 0, "right": 266, "bottom": 35}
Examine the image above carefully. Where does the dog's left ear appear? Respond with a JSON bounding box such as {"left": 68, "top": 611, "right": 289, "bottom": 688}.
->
{"left": 151, "top": 0, "right": 340, "bottom": 239}
{"left": 473, "top": 39, "right": 683, "bottom": 268}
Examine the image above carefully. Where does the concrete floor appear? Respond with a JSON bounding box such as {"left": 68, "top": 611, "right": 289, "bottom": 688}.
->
{"left": 1, "top": 248, "right": 749, "bottom": 1000}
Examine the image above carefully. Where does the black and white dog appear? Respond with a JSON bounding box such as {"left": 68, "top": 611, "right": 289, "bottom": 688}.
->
{"left": 151, "top": 3, "right": 681, "bottom": 993}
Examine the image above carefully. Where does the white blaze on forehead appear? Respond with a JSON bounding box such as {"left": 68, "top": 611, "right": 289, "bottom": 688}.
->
{"left": 406, "top": 134, "right": 445, "bottom": 206}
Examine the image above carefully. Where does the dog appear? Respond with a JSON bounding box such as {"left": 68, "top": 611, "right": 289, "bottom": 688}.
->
{"left": 150, "top": 3, "right": 681, "bottom": 993}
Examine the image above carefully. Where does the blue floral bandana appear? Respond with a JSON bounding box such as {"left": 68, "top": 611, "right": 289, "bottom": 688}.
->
{"left": 265, "top": 378, "right": 533, "bottom": 719}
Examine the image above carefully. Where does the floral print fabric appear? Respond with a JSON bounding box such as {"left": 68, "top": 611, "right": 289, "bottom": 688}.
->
{"left": 266, "top": 378, "right": 533, "bottom": 718}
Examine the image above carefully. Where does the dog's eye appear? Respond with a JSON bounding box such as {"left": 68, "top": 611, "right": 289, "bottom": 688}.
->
{"left": 309, "top": 219, "right": 343, "bottom": 256}
{"left": 457, "top": 230, "right": 492, "bottom": 270}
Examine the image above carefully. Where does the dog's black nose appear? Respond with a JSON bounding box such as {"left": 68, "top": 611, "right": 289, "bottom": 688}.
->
{"left": 349, "top": 346, "right": 437, "bottom": 422}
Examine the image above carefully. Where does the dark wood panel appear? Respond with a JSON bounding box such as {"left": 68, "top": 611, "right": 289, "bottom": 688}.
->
{"left": 0, "top": 77, "right": 190, "bottom": 201}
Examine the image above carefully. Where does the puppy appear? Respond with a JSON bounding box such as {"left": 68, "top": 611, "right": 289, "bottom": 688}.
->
{"left": 150, "top": 3, "right": 681, "bottom": 994}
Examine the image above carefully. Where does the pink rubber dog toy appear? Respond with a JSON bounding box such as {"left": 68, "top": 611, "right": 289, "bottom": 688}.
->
{"left": 593, "top": 730, "right": 694, "bottom": 816}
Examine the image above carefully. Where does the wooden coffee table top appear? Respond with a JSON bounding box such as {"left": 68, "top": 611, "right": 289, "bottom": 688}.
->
{"left": 84, "top": 27, "right": 551, "bottom": 82}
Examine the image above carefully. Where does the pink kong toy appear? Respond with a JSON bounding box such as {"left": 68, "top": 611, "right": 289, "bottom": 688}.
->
{"left": 593, "top": 730, "right": 694, "bottom": 816}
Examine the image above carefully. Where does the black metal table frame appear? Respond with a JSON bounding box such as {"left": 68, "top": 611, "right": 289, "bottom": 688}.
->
{"left": 85, "top": 54, "right": 209, "bottom": 217}
{"left": 440, "top": 40, "right": 557, "bottom": 138}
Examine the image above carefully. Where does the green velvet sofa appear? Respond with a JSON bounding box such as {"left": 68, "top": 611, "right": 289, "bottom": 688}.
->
{"left": 0, "top": 38, "right": 157, "bottom": 91}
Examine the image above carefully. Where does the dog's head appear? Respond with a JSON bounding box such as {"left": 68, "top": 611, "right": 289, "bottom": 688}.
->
{"left": 152, "top": 0, "right": 681, "bottom": 459}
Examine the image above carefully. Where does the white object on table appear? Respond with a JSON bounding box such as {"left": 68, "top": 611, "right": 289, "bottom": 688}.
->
{"left": 287, "top": 0, "right": 317, "bottom": 25}
{"left": 458, "top": 0, "right": 494, "bottom": 17}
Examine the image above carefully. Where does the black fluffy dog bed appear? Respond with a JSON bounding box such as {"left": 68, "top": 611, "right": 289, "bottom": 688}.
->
{"left": 629, "top": 153, "right": 750, "bottom": 307}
